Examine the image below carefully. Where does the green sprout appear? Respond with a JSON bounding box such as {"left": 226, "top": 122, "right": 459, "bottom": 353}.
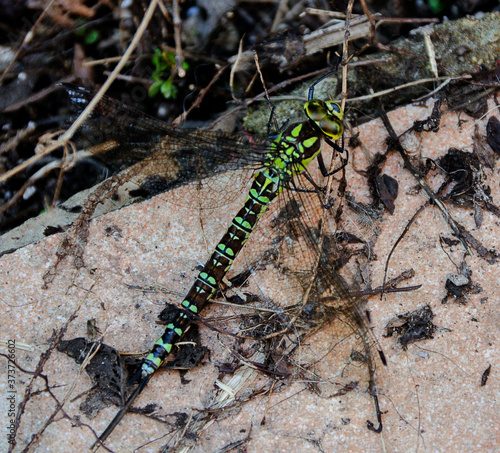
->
{"left": 149, "top": 49, "right": 189, "bottom": 99}
{"left": 427, "top": 0, "right": 445, "bottom": 14}
{"left": 74, "top": 21, "right": 100, "bottom": 45}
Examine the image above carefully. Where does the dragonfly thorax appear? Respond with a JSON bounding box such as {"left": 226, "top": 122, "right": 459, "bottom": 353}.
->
{"left": 268, "top": 120, "right": 325, "bottom": 176}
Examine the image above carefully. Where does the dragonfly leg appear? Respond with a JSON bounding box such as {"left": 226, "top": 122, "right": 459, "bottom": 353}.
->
{"left": 320, "top": 133, "right": 348, "bottom": 177}
{"left": 263, "top": 96, "right": 282, "bottom": 138}
{"left": 287, "top": 174, "right": 334, "bottom": 210}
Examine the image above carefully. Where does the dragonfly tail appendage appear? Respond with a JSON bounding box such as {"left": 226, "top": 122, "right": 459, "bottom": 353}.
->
{"left": 94, "top": 326, "right": 183, "bottom": 447}
{"left": 92, "top": 375, "right": 150, "bottom": 450}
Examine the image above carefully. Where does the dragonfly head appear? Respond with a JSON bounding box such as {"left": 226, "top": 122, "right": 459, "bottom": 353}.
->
{"left": 304, "top": 99, "right": 344, "bottom": 140}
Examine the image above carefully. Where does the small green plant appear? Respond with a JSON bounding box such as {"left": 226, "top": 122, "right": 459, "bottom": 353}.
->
{"left": 149, "top": 49, "right": 189, "bottom": 99}
{"left": 427, "top": 0, "right": 445, "bottom": 14}
{"left": 74, "top": 21, "right": 100, "bottom": 45}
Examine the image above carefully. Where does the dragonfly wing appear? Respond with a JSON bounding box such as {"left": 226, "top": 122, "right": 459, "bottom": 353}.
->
{"left": 63, "top": 84, "right": 270, "bottom": 207}
{"left": 228, "top": 160, "right": 384, "bottom": 420}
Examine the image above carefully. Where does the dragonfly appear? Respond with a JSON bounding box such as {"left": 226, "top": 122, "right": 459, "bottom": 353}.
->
{"left": 61, "top": 69, "right": 383, "bottom": 448}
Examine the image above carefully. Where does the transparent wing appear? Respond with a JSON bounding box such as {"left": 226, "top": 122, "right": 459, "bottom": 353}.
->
{"left": 63, "top": 84, "right": 271, "bottom": 209}
{"left": 220, "top": 152, "right": 385, "bottom": 431}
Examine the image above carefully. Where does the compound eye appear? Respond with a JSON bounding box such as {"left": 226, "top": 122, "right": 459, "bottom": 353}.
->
{"left": 325, "top": 101, "right": 343, "bottom": 119}
{"left": 305, "top": 99, "right": 327, "bottom": 121}
{"left": 320, "top": 117, "right": 343, "bottom": 138}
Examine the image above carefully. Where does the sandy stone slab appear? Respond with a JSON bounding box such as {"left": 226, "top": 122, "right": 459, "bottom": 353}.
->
{"left": 1, "top": 98, "right": 499, "bottom": 452}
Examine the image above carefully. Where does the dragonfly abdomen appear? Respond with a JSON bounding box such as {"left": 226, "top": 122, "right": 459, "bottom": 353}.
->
{"left": 140, "top": 167, "right": 283, "bottom": 377}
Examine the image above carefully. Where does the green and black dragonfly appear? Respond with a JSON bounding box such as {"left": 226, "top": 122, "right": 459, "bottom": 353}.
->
{"left": 62, "top": 69, "right": 383, "bottom": 448}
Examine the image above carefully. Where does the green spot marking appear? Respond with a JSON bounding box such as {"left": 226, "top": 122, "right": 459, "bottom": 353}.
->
{"left": 154, "top": 339, "right": 172, "bottom": 354}
{"left": 152, "top": 357, "right": 162, "bottom": 367}
{"left": 257, "top": 194, "right": 270, "bottom": 204}
{"left": 291, "top": 124, "right": 302, "bottom": 137}
{"left": 249, "top": 188, "right": 263, "bottom": 202}
{"left": 217, "top": 243, "right": 235, "bottom": 257}
{"left": 182, "top": 300, "right": 198, "bottom": 313}
{"left": 199, "top": 272, "right": 217, "bottom": 286}
{"left": 212, "top": 257, "right": 224, "bottom": 267}
{"left": 233, "top": 217, "right": 252, "bottom": 232}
